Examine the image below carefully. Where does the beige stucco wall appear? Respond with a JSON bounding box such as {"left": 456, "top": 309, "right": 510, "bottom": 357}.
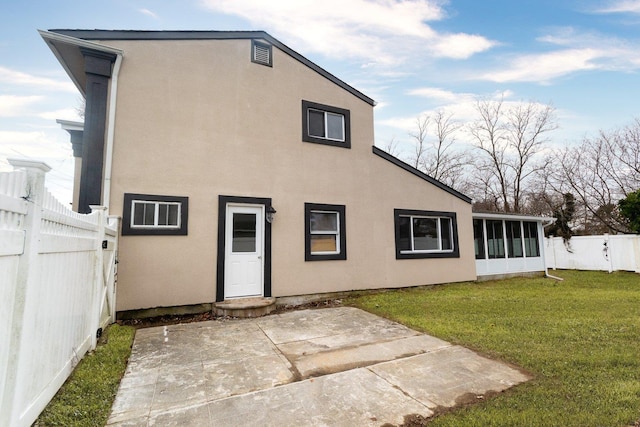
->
{"left": 102, "top": 38, "right": 476, "bottom": 311}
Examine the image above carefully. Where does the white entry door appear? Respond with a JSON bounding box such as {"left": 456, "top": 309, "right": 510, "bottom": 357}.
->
{"left": 224, "top": 204, "right": 264, "bottom": 298}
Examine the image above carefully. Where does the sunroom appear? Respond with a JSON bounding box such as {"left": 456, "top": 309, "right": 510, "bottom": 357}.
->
{"left": 472, "top": 213, "right": 553, "bottom": 279}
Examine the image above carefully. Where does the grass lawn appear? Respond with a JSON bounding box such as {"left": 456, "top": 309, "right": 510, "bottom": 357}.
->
{"left": 349, "top": 270, "right": 640, "bottom": 427}
{"left": 34, "top": 324, "right": 135, "bottom": 427}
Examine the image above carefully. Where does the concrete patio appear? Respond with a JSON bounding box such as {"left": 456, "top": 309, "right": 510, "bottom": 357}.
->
{"left": 107, "top": 306, "right": 529, "bottom": 426}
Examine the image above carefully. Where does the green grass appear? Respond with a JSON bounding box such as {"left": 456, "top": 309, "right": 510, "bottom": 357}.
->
{"left": 34, "top": 324, "right": 135, "bottom": 427}
{"left": 349, "top": 270, "right": 640, "bottom": 426}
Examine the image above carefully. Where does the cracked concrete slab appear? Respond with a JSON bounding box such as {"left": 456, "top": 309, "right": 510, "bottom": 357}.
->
{"left": 107, "top": 307, "right": 530, "bottom": 426}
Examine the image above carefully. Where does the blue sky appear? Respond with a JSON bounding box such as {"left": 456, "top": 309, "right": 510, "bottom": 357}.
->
{"left": 2, "top": 0, "right": 640, "bottom": 203}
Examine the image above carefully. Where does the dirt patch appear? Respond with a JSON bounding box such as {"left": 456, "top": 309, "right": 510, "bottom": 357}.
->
{"left": 380, "top": 413, "right": 430, "bottom": 427}
{"left": 118, "top": 299, "right": 344, "bottom": 328}
{"left": 118, "top": 311, "right": 217, "bottom": 328}
{"left": 379, "top": 390, "right": 505, "bottom": 426}
{"left": 273, "top": 298, "right": 344, "bottom": 313}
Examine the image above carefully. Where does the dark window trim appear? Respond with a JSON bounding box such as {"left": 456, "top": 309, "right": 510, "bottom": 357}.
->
{"left": 122, "top": 193, "right": 188, "bottom": 236}
{"left": 394, "top": 209, "right": 459, "bottom": 259}
{"left": 251, "top": 39, "right": 272, "bottom": 67}
{"left": 302, "top": 100, "right": 351, "bottom": 149}
{"left": 305, "top": 203, "right": 347, "bottom": 261}
{"left": 216, "top": 195, "right": 272, "bottom": 302}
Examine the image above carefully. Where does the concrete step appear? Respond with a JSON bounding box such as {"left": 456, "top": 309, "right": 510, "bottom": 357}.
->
{"left": 213, "top": 297, "right": 276, "bottom": 318}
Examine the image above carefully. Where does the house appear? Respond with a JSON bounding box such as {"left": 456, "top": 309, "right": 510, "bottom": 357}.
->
{"left": 41, "top": 29, "right": 546, "bottom": 317}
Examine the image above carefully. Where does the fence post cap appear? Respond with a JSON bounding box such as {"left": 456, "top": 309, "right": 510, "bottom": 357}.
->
{"left": 89, "top": 205, "right": 108, "bottom": 212}
{"left": 8, "top": 158, "right": 52, "bottom": 173}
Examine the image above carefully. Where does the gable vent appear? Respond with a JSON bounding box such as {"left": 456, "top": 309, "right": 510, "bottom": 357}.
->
{"left": 252, "top": 40, "right": 272, "bottom": 67}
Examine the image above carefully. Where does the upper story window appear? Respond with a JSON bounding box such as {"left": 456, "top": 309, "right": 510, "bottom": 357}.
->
{"left": 305, "top": 203, "right": 347, "bottom": 261}
{"left": 302, "top": 100, "right": 351, "bottom": 149}
{"left": 394, "top": 209, "right": 459, "bottom": 259}
{"left": 251, "top": 40, "right": 272, "bottom": 67}
{"left": 122, "top": 193, "right": 188, "bottom": 236}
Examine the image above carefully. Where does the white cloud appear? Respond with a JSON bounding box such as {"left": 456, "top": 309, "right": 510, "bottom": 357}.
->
{"left": 0, "top": 131, "right": 67, "bottom": 163}
{"left": 379, "top": 88, "right": 546, "bottom": 137}
{"left": 594, "top": 0, "right": 640, "bottom": 14}
{"left": 476, "top": 27, "right": 640, "bottom": 83}
{"left": 199, "top": 0, "right": 496, "bottom": 67}
{"left": 432, "top": 33, "right": 496, "bottom": 59}
{"left": 0, "top": 95, "right": 44, "bottom": 117}
{"left": 480, "top": 48, "right": 601, "bottom": 83}
{"left": 139, "top": 8, "right": 159, "bottom": 19}
{"left": 408, "top": 87, "right": 473, "bottom": 103}
{"left": 38, "top": 108, "right": 82, "bottom": 121}
{"left": 0, "top": 67, "right": 76, "bottom": 92}
{"left": 0, "top": 130, "right": 74, "bottom": 203}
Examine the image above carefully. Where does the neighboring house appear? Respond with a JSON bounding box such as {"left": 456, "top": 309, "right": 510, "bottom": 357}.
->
{"left": 41, "top": 29, "right": 478, "bottom": 316}
{"left": 472, "top": 212, "right": 553, "bottom": 280}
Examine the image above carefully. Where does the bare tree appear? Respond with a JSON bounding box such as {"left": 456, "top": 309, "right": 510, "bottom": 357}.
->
{"left": 550, "top": 119, "right": 640, "bottom": 233}
{"left": 467, "top": 98, "right": 557, "bottom": 213}
{"left": 406, "top": 110, "right": 469, "bottom": 189}
{"left": 409, "top": 114, "right": 430, "bottom": 169}
{"left": 418, "top": 110, "right": 468, "bottom": 188}
{"left": 380, "top": 136, "right": 402, "bottom": 157}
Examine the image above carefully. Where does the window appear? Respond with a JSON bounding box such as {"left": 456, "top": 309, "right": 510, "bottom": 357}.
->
{"left": 523, "top": 221, "right": 540, "bottom": 257}
{"left": 302, "top": 100, "right": 351, "bottom": 148}
{"left": 505, "top": 221, "right": 524, "bottom": 258}
{"left": 122, "top": 193, "right": 188, "bottom": 235}
{"left": 251, "top": 40, "right": 272, "bottom": 67}
{"left": 305, "top": 203, "right": 346, "bottom": 261}
{"left": 486, "top": 220, "right": 505, "bottom": 259}
{"left": 394, "top": 209, "right": 459, "bottom": 259}
{"left": 473, "top": 219, "right": 486, "bottom": 260}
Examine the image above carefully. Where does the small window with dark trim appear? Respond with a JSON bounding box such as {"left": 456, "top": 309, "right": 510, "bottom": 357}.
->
{"left": 302, "top": 100, "right": 351, "bottom": 148}
{"left": 394, "top": 209, "right": 459, "bottom": 259}
{"left": 122, "top": 193, "right": 188, "bottom": 235}
{"left": 305, "top": 203, "right": 347, "bottom": 261}
{"left": 251, "top": 40, "right": 272, "bottom": 67}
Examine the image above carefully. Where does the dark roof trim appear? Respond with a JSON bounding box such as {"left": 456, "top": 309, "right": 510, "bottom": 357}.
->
{"left": 48, "top": 30, "right": 375, "bottom": 106}
{"left": 372, "top": 146, "right": 472, "bottom": 204}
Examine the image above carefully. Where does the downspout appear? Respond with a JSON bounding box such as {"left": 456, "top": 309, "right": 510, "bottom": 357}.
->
{"left": 102, "top": 52, "right": 122, "bottom": 212}
{"left": 542, "top": 218, "right": 563, "bottom": 281}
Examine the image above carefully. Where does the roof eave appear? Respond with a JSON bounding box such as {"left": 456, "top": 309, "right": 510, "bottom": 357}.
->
{"left": 39, "top": 29, "right": 123, "bottom": 97}
{"left": 472, "top": 212, "right": 555, "bottom": 222}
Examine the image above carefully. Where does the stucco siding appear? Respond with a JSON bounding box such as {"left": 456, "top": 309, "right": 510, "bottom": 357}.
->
{"left": 102, "top": 38, "right": 475, "bottom": 311}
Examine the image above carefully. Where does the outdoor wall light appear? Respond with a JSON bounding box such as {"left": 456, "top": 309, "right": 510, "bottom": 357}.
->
{"left": 266, "top": 205, "right": 277, "bottom": 223}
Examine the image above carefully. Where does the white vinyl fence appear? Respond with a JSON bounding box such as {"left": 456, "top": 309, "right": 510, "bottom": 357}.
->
{"left": 545, "top": 234, "right": 640, "bottom": 273}
{"left": 0, "top": 159, "right": 119, "bottom": 427}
